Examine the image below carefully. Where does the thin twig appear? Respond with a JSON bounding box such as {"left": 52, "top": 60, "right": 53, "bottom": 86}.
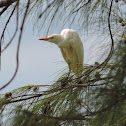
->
{"left": 74, "top": 0, "right": 114, "bottom": 81}
{"left": 18, "top": 104, "right": 114, "bottom": 121}
{"left": 0, "top": 3, "right": 16, "bottom": 70}
{"left": 0, "top": 4, "right": 10, "bottom": 16}
{"left": 72, "top": 0, "right": 92, "bottom": 14}
{"left": 0, "top": 0, "right": 30, "bottom": 91}
{"left": 5, "top": 89, "right": 65, "bottom": 104}
{"left": 39, "top": 0, "right": 55, "bottom": 18}
{"left": 6, "top": 78, "right": 111, "bottom": 101}
{"left": 71, "top": 83, "right": 106, "bottom": 87}
{"left": 1, "top": 1, "right": 19, "bottom": 53}
{"left": 0, "top": 6, "right": 17, "bottom": 43}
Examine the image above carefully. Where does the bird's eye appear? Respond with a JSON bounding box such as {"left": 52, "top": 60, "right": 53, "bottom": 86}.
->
{"left": 50, "top": 37, "right": 54, "bottom": 39}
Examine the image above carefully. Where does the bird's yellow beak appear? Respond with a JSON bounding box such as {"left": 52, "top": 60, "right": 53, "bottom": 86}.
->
{"left": 38, "top": 37, "right": 50, "bottom": 41}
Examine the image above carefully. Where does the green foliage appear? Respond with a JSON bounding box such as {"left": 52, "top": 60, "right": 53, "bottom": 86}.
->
{"left": 1, "top": 42, "right": 126, "bottom": 125}
{"left": 1, "top": 41, "right": 126, "bottom": 126}
{"left": 1, "top": 42, "right": 126, "bottom": 126}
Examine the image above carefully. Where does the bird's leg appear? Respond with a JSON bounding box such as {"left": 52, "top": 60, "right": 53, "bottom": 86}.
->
{"left": 68, "top": 65, "right": 71, "bottom": 78}
{"left": 61, "top": 65, "right": 71, "bottom": 87}
{"left": 75, "top": 63, "right": 83, "bottom": 84}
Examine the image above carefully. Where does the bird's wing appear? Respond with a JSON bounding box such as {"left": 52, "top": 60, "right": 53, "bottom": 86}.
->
{"left": 60, "top": 47, "right": 73, "bottom": 64}
{"left": 71, "top": 31, "right": 84, "bottom": 65}
{"left": 60, "top": 48, "right": 68, "bottom": 63}
{"left": 60, "top": 29, "right": 84, "bottom": 71}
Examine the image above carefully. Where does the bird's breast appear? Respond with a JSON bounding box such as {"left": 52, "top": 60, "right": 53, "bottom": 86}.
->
{"left": 61, "top": 46, "right": 78, "bottom": 64}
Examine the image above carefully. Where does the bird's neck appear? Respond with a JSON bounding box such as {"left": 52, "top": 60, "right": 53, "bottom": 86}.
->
{"left": 55, "top": 35, "right": 64, "bottom": 44}
{"left": 57, "top": 36, "right": 70, "bottom": 48}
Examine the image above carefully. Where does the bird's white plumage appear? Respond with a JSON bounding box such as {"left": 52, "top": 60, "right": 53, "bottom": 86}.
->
{"left": 38, "top": 29, "right": 84, "bottom": 75}
{"left": 60, "top": 29, "right": 84, "bottom": 74}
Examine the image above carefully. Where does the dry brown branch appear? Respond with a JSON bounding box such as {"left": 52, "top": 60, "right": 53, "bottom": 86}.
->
{"left": 0, "top": 0, "right": 18, "bottom": 8}
{"left": 0, "top": 4, "right": 10, "bottom": 15}
{"left": 5, "top": 89, "right": 65, "bottom": 104}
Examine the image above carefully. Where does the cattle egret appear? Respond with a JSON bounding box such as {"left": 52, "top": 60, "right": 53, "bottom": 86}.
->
{"left": 38, "top": 29, "right": 84, "bottom": 76}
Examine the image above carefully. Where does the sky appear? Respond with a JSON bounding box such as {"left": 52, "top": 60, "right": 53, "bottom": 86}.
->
{"left": 0, "top": 1, "right": 105, "bottom": 94}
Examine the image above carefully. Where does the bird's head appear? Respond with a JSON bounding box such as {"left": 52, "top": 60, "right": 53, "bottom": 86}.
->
{"left": 38, "top": 34, "right": 63, "bottom": 44}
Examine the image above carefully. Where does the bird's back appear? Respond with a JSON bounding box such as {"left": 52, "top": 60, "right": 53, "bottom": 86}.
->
{"left": 60, "top": 29, "right": 84, "bottom": 74}
{"left": 61, "top": 29, "right": 77, "bottom": 40}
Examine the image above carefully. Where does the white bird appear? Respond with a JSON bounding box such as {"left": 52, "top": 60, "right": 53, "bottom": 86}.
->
{"left": 38, "top": 29, "right": 84, "bottom": 76}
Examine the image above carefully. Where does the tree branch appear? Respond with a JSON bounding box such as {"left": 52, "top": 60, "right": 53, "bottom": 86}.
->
{"left": 39, "top": 0, "right": 55, "bottom": 18}
{"left": 0, "top": 0, "right": 18, "bottom": 8}
{"left": 17, "top": 104, "right": 115, "bottom": 121}
{"left": 72, "top": 0, "right": 92, "bottom": 13}
{"left": 0, "top": 4, "right": 16, "bottom": 44}
{"left": 1, "top": 2, "right": 19, "bottom": 53}
{"left": 5, "top": 89, "right": 64, "bottom": 104}
{"left": 0, "top": 2, "right": 17, "bottom": 70}
{"left": 0, "top": 4, "right": 9, "bottom": 15}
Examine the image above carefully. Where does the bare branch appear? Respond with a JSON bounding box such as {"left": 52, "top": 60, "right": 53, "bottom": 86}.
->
{"left": 39, "top": 0, "right": 55, "bottom": 18}
{"left": 0, "top": 4, "right": 9, "bottom": 15}
{"left": 0, "top": 4, "right": 16, "bottom": 44}
{"left": 1, "top": 2, "right": 19, "bottom": 53}
{"left": 0, "top": 3, "right": 17, "bottom": 70}
{"left": 0, "top": 0, "right": 30, "bottom": 91}
{"left": 5, "top": 89, "right": 65, "bottom": 104}
{"left": 72, "top": 0, "right": 92, "bottom": 13}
